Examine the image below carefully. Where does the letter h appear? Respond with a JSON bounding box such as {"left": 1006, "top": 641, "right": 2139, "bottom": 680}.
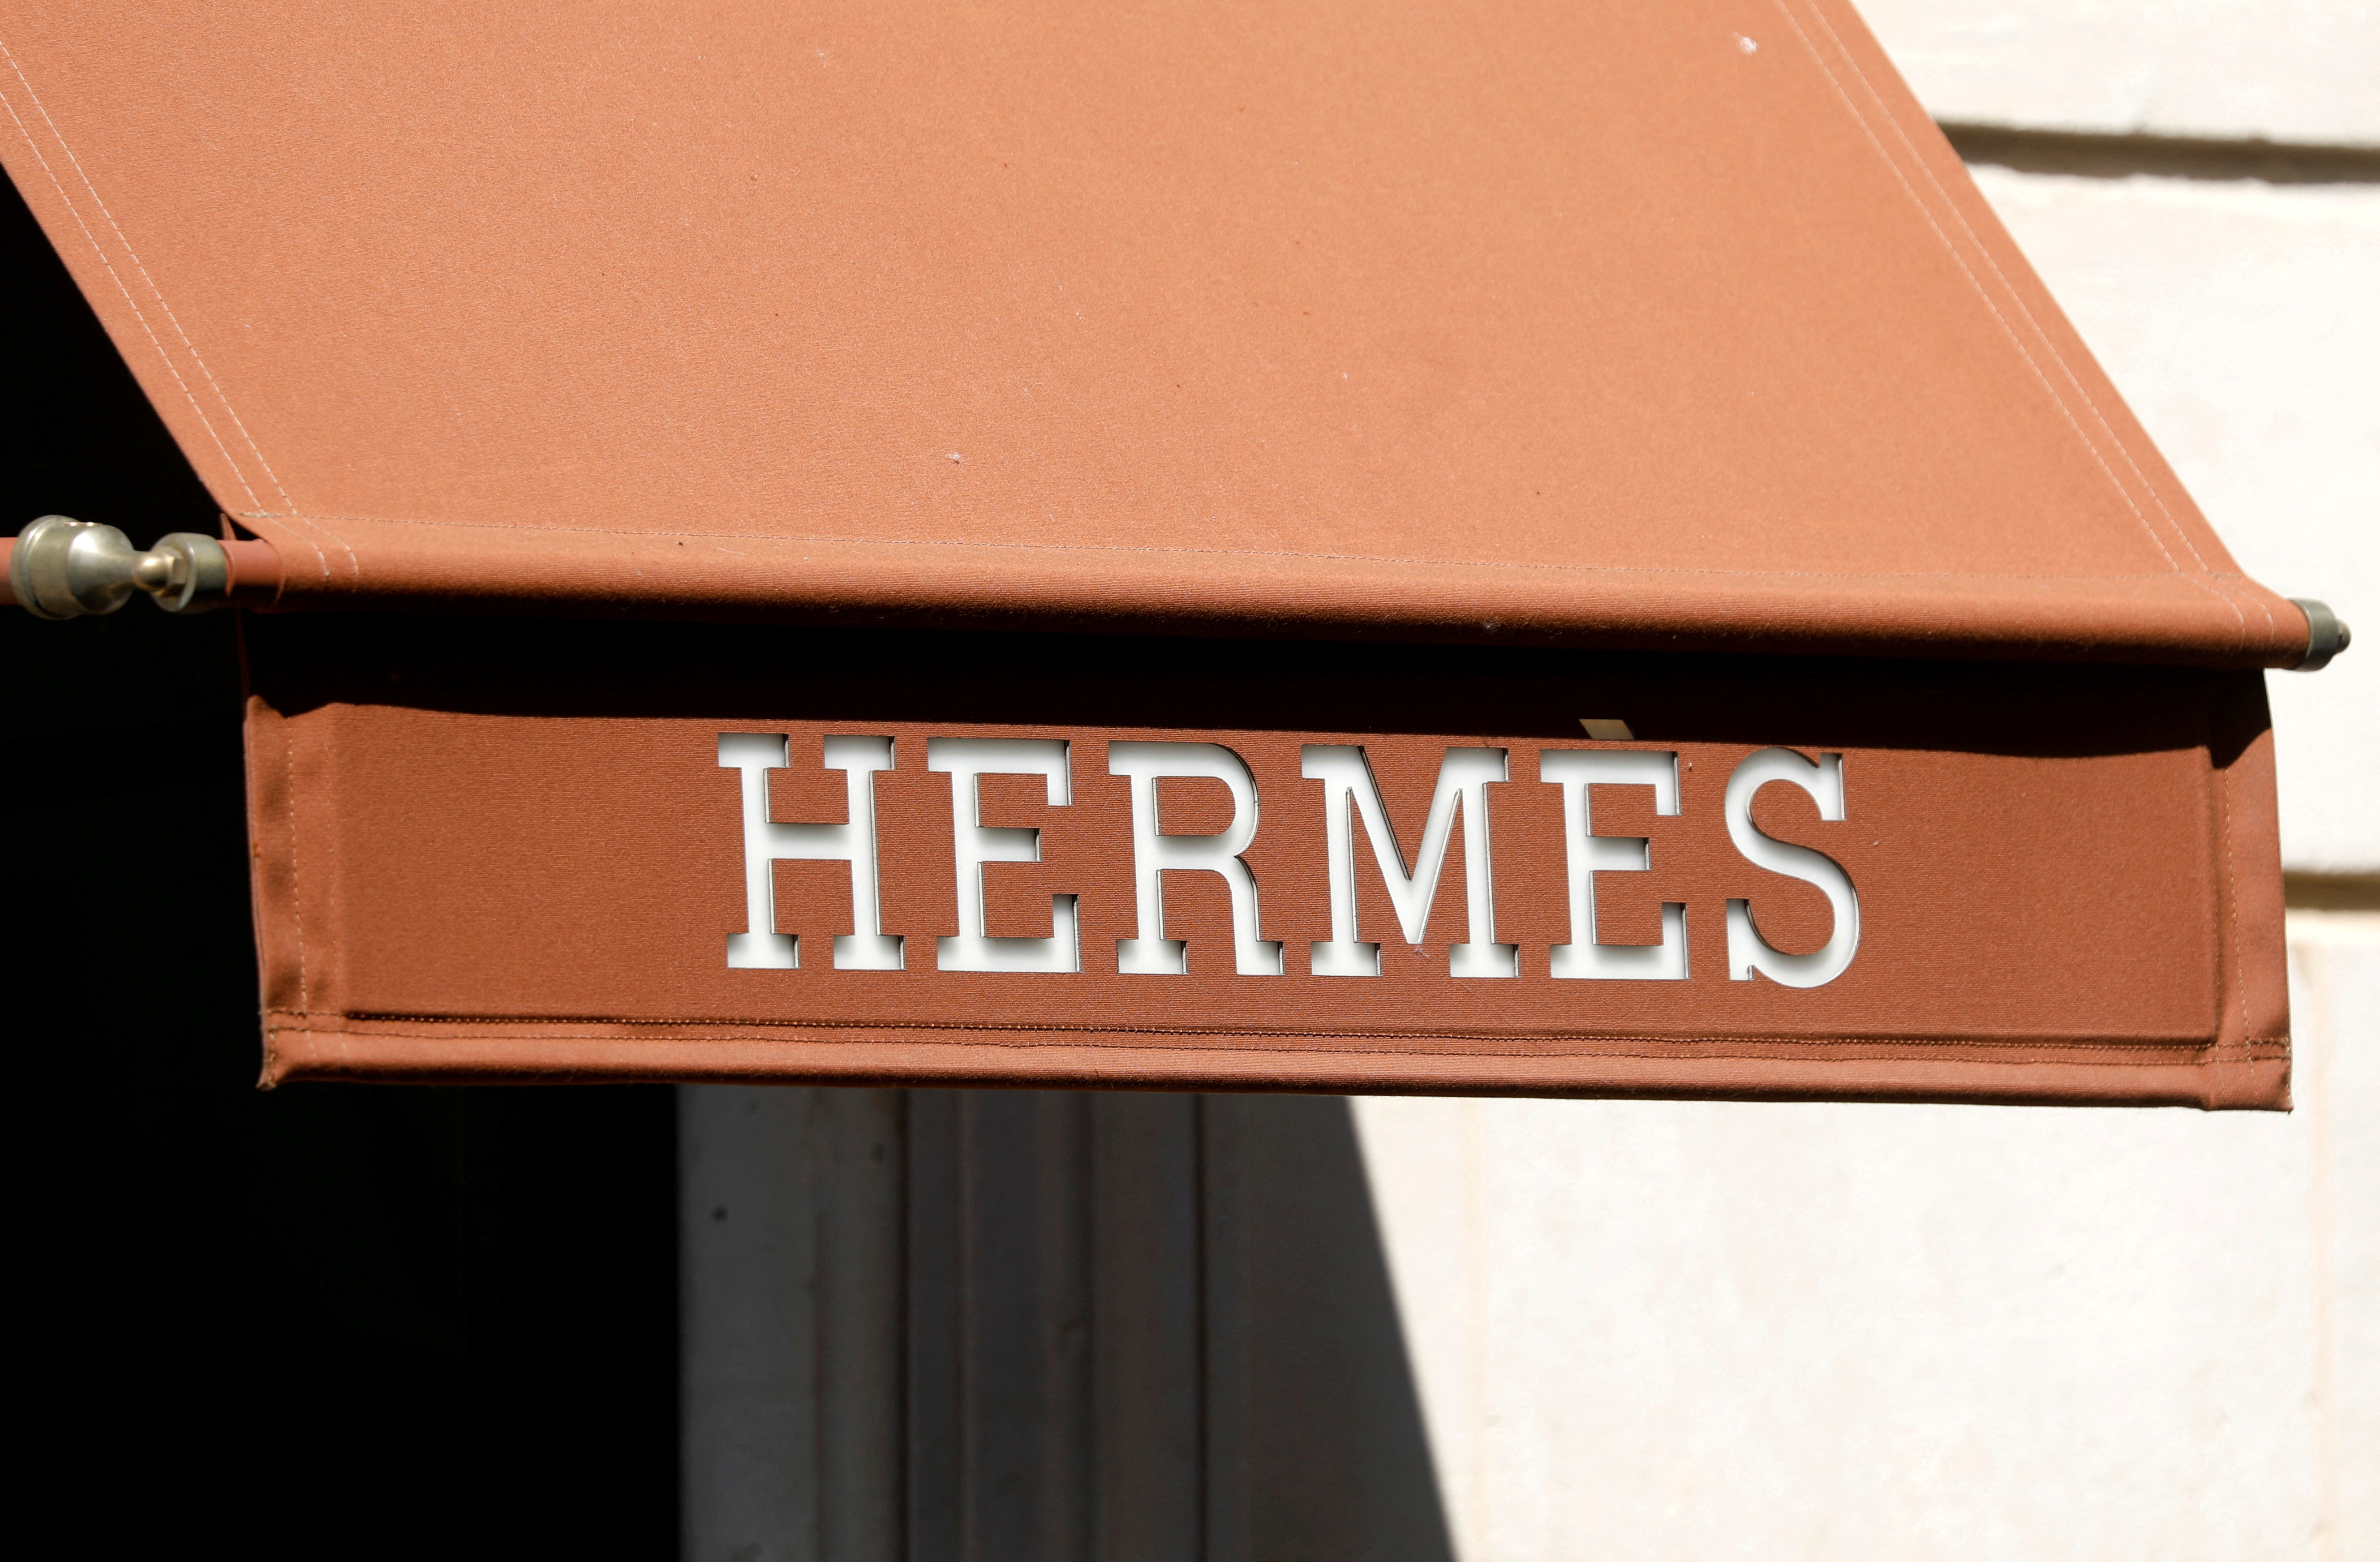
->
{"left": 717, "top": 733, "right": 904, "bottom": 970}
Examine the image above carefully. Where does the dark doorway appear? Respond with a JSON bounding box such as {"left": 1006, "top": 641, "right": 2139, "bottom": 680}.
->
{"left": 6, "top": 166, "right": 681, "bottom": 1560}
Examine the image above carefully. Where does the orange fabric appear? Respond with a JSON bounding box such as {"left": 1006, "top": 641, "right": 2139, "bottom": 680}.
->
{"left": 243, "top": 617, "right": 2290, "bottom": 1107}
{"left": 0, "top": 0, "right": 2303, "bottom": 664}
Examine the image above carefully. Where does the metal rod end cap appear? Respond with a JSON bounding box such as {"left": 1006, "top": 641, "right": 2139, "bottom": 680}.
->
{"left": 2289, "top": 599, "right": 2351, "bottom": 672}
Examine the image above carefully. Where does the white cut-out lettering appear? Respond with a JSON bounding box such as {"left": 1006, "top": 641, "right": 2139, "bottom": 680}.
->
{"left": 928, "top": 737, "right": 1080, "bottom": 974}
{"left": 1107, "top": 741, "right": 1283, "bottom": 976}
{"left": 717, "top": 733, "right": 903, "bottom": 971}
{"left": 1541, "top": 749, "right": 1688, "bottom": 980}
{"left": 1300, "top": 745, "right": 1517, "bottom": 978}
{"left": 1723, "top": 748, "right": 1859, "bottom": 987}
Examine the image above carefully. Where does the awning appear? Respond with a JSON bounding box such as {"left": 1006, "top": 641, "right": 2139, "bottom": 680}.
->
{"left": 0, "top": 0, "right": 2334, "bottom": 1106}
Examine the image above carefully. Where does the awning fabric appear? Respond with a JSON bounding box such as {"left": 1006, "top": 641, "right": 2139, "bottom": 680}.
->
{"left": 0, "top": 0, "right": 2309, "bottom": 664}
{"left": 1, "top": 0, "right": 2298, "bottom": 1105}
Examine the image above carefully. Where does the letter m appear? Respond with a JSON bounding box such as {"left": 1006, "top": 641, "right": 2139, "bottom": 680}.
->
{"left": 1299, "top": 745, "right": 1516, "bottom": 978}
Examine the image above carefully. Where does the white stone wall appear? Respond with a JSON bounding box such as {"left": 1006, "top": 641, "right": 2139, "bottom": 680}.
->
{"left": 1963, "top": 168, "right": 2379, "bottom": 874}
{"left": 1357, "top": 6, "right": 2379, "bottom": 1557}
{"left": 1359, "top": 914, "right": 2376, "bottom": 1560}
{"left": 1854, "top": 0, "right": 2380, "bottom": 145}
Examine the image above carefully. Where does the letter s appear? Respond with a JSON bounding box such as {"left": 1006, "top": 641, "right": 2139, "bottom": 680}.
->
{"left": 1723, "top": 748, "right": 1858, "bottom": 987}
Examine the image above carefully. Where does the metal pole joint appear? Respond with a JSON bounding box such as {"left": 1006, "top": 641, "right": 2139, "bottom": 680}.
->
{"left": 7, "top": 515, "right": 237, "bottom": 618}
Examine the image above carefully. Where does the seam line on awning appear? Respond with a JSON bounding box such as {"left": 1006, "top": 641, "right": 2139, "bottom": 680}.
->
{"left": 1814, "top": 0, "right": 2234, "bottom": 606}
{"left": 301, "top": 1012, "right": 2286, "bottom": 1055}
{"left": 235, "top": 511, "right": 2260, "bottom": 589}
{"left": 2221, "top": 760, "right": 2251, "bottom": 1043}
{"left": 275, "top": 714, "right": 315, "bottom": 1022}
{"left": 271, "top": 1018, "right": 2287, "bottom": 1067}
{"left": 1772, "top": 0, "right": 2262, "bottom": 655}
{"left": 0, "top": 34, "right": 297, "bottom": 519}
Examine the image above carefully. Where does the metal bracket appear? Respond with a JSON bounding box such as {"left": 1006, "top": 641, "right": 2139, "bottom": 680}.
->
{"left": 7, "top": 515, "right": 236, "bottom": 618}
{"left": 2289, "top": 599, "right": 2352, "bottom": 672}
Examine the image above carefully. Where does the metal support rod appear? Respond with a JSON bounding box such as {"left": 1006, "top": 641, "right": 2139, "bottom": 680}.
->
{"left": 4, "top": 515, "right": 279, "bottom": 618}
{"left": 0, "top": 514, "right": 2349, "bottom": 671}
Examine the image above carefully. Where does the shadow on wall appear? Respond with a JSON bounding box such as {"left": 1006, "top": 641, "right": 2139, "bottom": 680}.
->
{"left": 682, "top": 1087, "right": 1457, "bottom": 1562}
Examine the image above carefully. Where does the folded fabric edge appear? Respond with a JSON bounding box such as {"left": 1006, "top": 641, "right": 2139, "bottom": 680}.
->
{"left": 233, "top": 517, "right": 2315, "bottom": 670}
{"left": 258, "top": 1026, "right": 2292, "bottom": 1111}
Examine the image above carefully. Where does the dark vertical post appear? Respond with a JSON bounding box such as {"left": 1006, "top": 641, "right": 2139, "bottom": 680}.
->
{"left": 1091, "top": 1093, "right": 1205, "bottom": 1561}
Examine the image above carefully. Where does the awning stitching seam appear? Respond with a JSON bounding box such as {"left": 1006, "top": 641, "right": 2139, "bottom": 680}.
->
{"left": 0, "top": 38, "right": 279, "bottom": 515}
{"left": 1770, "top": 0, "right": 2255, "bottom": 653}
{"left": 289, "top": 1010, "right": 2285, "bottom": 1055}
{"left": 235, "top": 511, "right": 2261, "bottom": 589}
{"left": 0, "top": 37, "right": 366, "bottom": 588}
{"left": 1797, "top": 0, "right": 2274, "bottom": 654}
{"left": 266, "top": 1019, "right": 2287, "bottom": 1068}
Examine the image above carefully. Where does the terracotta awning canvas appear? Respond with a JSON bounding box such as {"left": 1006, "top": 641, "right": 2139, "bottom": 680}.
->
{"left": 0, "top": 0, "right": 2302, "bottom": 1105}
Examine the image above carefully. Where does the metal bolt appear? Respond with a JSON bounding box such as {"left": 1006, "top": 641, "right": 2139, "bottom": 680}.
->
{"left": 9, "top": 515, "right": 234, "bottom": 618}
